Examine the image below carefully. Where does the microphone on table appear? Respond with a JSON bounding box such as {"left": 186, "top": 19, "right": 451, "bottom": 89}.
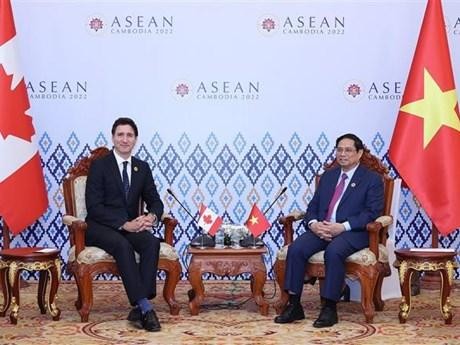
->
{"left": 166, "top": 188, "right": 215, "bottom": 248}
{"left": 240, "top": 187, "right": 288, "bottom": 248}
{"left": 263, "top": 186, "right": 288, "bottom": 215}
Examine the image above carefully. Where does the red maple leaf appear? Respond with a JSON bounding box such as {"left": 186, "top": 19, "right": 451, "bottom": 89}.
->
{"left": 0, "top": 0, "right": 16, "bottom": 46}
{"left": 0, "top": 65, "right": 34, "bottom": 141}
{"left": 203, "top": 214, "right": 213, "bottom": 225}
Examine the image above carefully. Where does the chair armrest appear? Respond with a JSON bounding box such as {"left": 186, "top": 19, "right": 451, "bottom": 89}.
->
{"left": 62, "top": 215, "right": 79, "bottom": 226}
{"left": 366, "top": 215, "right": 393, "bottom": 261}
{"left": 62, "top": 215, "right": 87, "bottom": 258}
{"left": 375, "top": 215, "right": 393, "bottom": 228}
{"left": 161, "top": 213, "right": 178, "bottom": 246}
{"left": 278, "top": 210, "right": 305, "bottom": 246}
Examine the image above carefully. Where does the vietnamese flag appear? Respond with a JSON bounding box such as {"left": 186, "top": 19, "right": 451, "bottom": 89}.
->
{"left": 245, "top": 204, "right": 270, "bottom": 237}
{"left": 0, "top": 0, "right": 48, "bottom": 234}
{"left": 389, "top": 0, "right": 460, "bottom": 236}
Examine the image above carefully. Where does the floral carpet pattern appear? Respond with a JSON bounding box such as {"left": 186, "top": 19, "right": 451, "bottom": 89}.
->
{"left": 0, "top": 281, "right": 458, "bottom": 345}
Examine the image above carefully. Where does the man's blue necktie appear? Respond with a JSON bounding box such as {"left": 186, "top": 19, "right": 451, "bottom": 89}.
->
{"left": 122, "top": 161, "right": 130, "bottom": 198}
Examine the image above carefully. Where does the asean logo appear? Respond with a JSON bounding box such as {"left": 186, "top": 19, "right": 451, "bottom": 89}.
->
{"left": 89, "top": 18, "right": 103, "bottom": 31}
{"left": 258, "top": 15, "right": 278, "bottom": 36}
{"left": 343, "top": 80, "right": 364, "bottom": 102}
{"left": 87, "top": 15, "right": 105, "bottom": 34}
{"left": 172, "top": 80, "right": 192, "bottom": 100}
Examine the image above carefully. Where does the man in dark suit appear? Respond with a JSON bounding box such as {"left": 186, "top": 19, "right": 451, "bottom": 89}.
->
{"left": 85, "top": 117, "right": 164, "bottom": 332}
{"left": 274, "top": 133, "right": 384, "bottom": 328}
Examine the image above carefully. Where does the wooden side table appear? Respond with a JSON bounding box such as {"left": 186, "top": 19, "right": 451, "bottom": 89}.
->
{"left": 0, "top": 247, "right": 61, "bottom": 324}
{"left": 187, "top": 246, "right": 269, "bottom": 316}
{"left": 393, "top": 248, "right": 457, "bottom": 324}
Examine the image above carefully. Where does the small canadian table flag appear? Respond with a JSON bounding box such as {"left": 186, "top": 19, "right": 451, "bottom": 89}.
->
{"left": 0, "top": 0, "right": 48, "bottom": 234}
{"left": 197, "top": 204, "right": 222, "bottom": 236}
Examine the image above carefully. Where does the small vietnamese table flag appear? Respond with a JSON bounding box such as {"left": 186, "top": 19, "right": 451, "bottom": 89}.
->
{"left": 388, "top": 0, "right": 460, "bottom": 236}
{"left": 245, "top": 204, "right": 270, "bottom": 237}
{"left": 197, "top": 204, "right": 222, "bottom": 236}
{"left": 0, "top": 0, "right": 48, "bottom": 234}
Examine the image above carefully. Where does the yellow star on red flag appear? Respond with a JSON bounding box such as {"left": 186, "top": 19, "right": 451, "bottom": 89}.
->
{"left": 400, "top": 68, "right": 460, "bottom": 148}
{"left": 249, "top": 215, "right": 259, "bottom": 225}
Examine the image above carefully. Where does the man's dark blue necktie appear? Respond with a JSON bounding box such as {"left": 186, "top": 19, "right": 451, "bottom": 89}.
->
{"left": 122, "top": 161, "right": 130, "bottom": 198}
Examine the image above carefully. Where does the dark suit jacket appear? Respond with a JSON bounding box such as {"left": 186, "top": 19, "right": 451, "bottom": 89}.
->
{"left": 85, "top": 150, "right": 163, "bottom": 229}
{"left": 305, "top": 164, "right": 383, "bottom": 232}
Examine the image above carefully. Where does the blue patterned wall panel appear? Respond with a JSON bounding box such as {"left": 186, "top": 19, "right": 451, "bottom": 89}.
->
{"left": 1, "top": 131, "right": 459, "bottom": 280}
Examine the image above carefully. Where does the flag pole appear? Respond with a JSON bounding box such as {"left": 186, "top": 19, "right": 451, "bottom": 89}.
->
{"left": 420, "top": 224, "right": 442, "bottom": 289}
{"left": 199, "top": 228, "right": 205, "bottom": 250}
{"left": 1, "top": 217, "right": 11, "bottom": 249}
{"left": 431, "top": 224, "right": 439, "bottom": 248}
{"left": 250, "top": 234, "right": 257, "bottom": 249}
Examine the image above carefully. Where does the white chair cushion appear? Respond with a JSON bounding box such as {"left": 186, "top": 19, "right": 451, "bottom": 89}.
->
{"left": 276, "top": 243, "right": 388, "bottom": 266}
{"left": 69, "top": 242, "right": 179, "bottom": 264}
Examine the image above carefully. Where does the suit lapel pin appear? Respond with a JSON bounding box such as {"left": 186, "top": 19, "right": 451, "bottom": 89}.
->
{"left": 134, "top": 166, "right": 138, "bottom": 172}
{"left": 350, "top": 182, "right": 356, "bottom": 188}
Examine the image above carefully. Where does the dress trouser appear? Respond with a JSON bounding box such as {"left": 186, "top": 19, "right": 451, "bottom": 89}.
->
{"left": 86, "top": 221, "right": 160, "bottom": 305}
{"left": 284, "top": 229, "right": 368, "bottom": 301}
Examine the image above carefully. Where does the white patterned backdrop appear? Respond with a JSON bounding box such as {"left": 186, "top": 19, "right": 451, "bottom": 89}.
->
{"left": 3, "top": 0, "right": 460, "bottom": 280}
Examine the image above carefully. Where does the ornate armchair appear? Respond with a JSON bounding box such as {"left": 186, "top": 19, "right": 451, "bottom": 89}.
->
{"left": 62, "top": 147, "right": 181, "bottom": 322}
{"left": 273, "top": 149, "right": 394, "bottom": 323}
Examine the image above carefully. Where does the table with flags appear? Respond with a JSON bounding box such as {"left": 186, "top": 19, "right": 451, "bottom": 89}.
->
{"left": 187, "top": 203, "right": 271, "bottom": 315}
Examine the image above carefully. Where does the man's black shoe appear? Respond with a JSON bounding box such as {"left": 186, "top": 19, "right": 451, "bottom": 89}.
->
{"left": 127, "top": 307, "right": 141, "bottom": 322}
{"left": 274, "top": 303, "right": 305, "bottom": 324}
{"left": 313, "top": 306, "right": 338, "bottom": 328}
{"left": 140, "top": 309, "right": 161, "bottom": 332}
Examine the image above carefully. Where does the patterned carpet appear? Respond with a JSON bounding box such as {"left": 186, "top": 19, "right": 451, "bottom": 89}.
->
{"left": 0, "top": 280, "right": 458, "bottom": 345}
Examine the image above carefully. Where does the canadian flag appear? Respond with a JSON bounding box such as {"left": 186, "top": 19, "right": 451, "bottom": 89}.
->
{"left": 197, "top": 204, "right": 222, "bottom": 236}
{"left": 0, "top": 0, "right": 48, "bottom": 234}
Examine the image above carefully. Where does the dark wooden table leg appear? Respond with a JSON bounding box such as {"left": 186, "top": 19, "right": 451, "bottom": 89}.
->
{"left": 48, "top": 260, "right": 61, "bottom": 321}
{"left": 188, "top": 259, "right": 204, "bottom": 316}
{"left": 8, "top": 261, "right": 20, "bottom": 325}
{"left": 398, "top": 261, "right": 413, "bottom": 324}
{"left": 251, "top": 259, "right": 269, "bottom": 316}
{"left": 0, "top": 265, "right": 11, "bottom": 316}
{"left": 37, "top": 270, "right": 48, "bottom": 314}
{"left": 439, "top": 268, "right": 452, "bottom": 324}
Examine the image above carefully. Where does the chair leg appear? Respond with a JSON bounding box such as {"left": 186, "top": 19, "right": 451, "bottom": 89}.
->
{"left": 74, "top": 277, "right": 83, "bottom": 311}
{"left": 68, "top": 265, "right": 82, "bottom": 310}
{"left": 373, "top": 273, "right": 385, "bottom": 311}
{"left": 360, "top": 276, "right": 377, "bottom": 323}
{"left": 161, "top": 260, "right": 181, "bottom": 315}
{"left": 76, "top": 271, "right": 94, "bottom": 322}
{"left": 273, "top": 259, "right": 288, "bottom": 314}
